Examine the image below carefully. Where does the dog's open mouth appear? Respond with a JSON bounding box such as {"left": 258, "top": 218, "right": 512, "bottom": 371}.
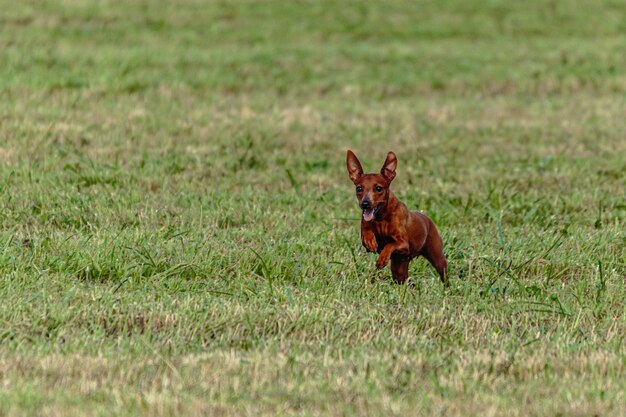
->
{"left": 362, "top": 206, "right": 378, "bottom": 222}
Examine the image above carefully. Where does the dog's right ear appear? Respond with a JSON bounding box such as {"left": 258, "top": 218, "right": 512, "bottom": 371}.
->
{"left": 346, "top": 150, "right": 364, "bottom": 184}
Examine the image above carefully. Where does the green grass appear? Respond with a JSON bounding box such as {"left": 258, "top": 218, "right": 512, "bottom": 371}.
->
{"left": 1, "top": 0, "right": 625, "bottom": 416}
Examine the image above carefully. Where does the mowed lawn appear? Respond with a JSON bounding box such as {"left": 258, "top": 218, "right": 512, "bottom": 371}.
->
{"left": 0, "top": 0, "right": 625, "bottom": 416}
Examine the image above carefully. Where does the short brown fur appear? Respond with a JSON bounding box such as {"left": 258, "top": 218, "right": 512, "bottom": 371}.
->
{"left": 346, "top": 150, "right": 448, "bottom": 285}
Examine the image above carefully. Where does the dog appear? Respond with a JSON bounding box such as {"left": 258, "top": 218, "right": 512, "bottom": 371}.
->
{"left": 346, "top": 150, "right": 448, "bottom": 285}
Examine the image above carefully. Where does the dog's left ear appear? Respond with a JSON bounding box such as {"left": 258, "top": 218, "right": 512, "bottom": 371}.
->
{"left": 380, "top": 151, "right": 397, "bottom": 183}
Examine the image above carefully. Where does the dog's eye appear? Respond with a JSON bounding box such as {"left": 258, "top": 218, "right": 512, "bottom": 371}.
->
{"left": 356, "top": 186, "right": 363, "bottom": 193}
{"left": 375, "top": 185, "right": 383, "bottom": 193}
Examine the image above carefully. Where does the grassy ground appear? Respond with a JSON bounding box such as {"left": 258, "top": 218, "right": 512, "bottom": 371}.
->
{"left": 1, "top": 0, "right": 625, "bottom": 416}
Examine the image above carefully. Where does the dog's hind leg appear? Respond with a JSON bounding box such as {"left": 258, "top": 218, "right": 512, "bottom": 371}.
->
{"left": 423, "top": 230, "right": 448, "bottom": 286}
{"left": 424, "top": 249, "right": 448, "bottom": 286}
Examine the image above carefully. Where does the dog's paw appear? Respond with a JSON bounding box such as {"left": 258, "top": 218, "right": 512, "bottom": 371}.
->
{"left": 363, "top": 237, "right": 378, "bottom": 253}
{"left": 376, "top": 255, "right": 389, "bottom": 269}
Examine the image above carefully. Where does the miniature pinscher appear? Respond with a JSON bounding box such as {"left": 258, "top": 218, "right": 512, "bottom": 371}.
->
{"left": 346, "top": 150, "right": 448, "bottom": 286}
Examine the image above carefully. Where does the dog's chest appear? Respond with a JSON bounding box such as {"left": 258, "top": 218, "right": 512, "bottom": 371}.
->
{"left": 372, "top": 221, "right": 393, "bottom": 244}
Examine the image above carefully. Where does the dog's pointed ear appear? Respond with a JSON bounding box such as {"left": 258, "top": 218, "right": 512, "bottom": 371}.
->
{"left": 346, "top": 150, "right": 364, "bottom": 184}
{"left": 380, "top": 151, "right": 397, "bottom": 183}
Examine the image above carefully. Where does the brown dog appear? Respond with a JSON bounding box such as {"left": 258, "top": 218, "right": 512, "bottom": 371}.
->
{"left": 346, "top": 150, "right": 448, "bottom": 285}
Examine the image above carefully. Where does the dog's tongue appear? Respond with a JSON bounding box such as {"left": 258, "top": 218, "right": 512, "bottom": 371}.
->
{"left": 362, "top": 208, "right": 375, "bottom": 222}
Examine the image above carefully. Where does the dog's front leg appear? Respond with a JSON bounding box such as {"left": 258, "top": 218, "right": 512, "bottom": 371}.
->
{"left": 376, "top": 240, "right": 409, "bottom": 269}
{"left": 361, "top": 222, "right": 378, "bottom": 253}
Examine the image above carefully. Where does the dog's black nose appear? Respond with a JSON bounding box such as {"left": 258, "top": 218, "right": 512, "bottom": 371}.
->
{"left": 360, "top": 200, "right": 371, "bottom": 210}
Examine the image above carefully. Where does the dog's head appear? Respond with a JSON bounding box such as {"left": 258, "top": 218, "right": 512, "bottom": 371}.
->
{"left": 346, "top": 150, "right": 397, "bottom": 222}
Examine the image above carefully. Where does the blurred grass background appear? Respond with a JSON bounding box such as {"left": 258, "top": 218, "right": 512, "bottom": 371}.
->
{"left": 0, "top": 1, "right": 624, "bottom": 416}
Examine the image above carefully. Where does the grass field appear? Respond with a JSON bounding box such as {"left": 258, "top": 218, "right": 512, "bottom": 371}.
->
{"left": 1, "top": 0, "right": 625, "bottom": 416}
